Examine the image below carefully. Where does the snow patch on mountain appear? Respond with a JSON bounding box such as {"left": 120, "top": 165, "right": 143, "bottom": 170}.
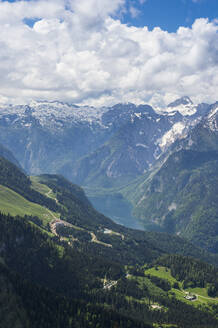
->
{"left": 134, "top": 112, "right": 142, "bottom": 119}
{"left": 166, "top": 103, "right": 197, "bottom": 116}
{"left": 136, "top": 143, "right": 149, "bottom": 149}
{"left": 0, "top": 101, "right": 110, "bottom": 128}
{"left": 159, "top": 122, "right": 186, "bottom": 150}
{"left": 206, "top": 104, "right": 218, "bottom": 131}
{"left": 207, "top": 104, "right": 218, "bottom": 119}
{"left": 156, "top": 97, "right": 197, "bottom": 117}
{"left": 30, "top": 101, "right": 109, "bottom": 126}
{"left": 168, "top": 202, "right": 177, "bottom": 211}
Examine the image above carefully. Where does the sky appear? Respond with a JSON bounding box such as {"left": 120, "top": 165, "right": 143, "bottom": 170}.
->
{"left": 123, "top": 0, "right": 218, "bottom": 32}
{"left": 0, "top": 0, "right": 218, "bottom": 107}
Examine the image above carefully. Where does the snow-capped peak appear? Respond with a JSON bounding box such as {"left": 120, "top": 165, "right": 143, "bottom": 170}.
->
{"left": 162, "top": 97, "right": 197, "bottom": 117}
{"left": 167, "top": 96, "right": 193, "bottom": 108}
{"left": 205, "top": 103, "right": 218, "bottom": 132}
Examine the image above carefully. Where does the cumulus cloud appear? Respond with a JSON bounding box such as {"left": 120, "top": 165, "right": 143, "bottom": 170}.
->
{"left": 0, "top": 0, "right": 217, "bottom": 107}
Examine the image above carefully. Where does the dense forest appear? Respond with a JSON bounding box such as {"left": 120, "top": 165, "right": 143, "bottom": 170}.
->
{"left": 0, "top": 156, "right": 218, "bottom": 327}
{"left": 1, "top": 212, "right": 218, "bottom": 327}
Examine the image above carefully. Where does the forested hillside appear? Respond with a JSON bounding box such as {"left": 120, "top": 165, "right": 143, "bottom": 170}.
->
{"left": 1, "top": 211, "right": 218, "bottom": 327}
{"left": 0, "top": 156, "right": 218, "bottom": 327}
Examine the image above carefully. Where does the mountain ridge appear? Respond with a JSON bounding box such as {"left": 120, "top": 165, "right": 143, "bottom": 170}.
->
{"left": 124, "top": 103, "right": 218, "bottom": 253}
{"left": 0, "top": 98, "right": 211, "bottom": 179}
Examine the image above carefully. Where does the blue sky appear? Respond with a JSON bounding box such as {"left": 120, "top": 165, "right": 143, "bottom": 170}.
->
{"left": 3, "top": 0, "right": 218, "bottom": 32}
{"left": 122, "top": 0, "right": 218, "bottom": 32}
{"left": 0, "top": 0, "right": 217, "bottom": 107}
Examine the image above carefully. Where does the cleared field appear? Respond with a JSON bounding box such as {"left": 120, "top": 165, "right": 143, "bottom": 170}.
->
{"left": 30, "top": 176, "right": 57, "bottom": 200}
{"left": 145, "top": 266, "right": 179, "bottom": 285}
{"left": 145, "top": 266, "right": 218, "bottom": 306}
{"left": 0, "top": 184, "right": 59, "bottom": 224}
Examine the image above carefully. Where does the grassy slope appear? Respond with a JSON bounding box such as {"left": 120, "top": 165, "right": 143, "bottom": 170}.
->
{"left": 30, "top": 176, "right": 57, "bottom": 200}
{"left": 2, "top": 173, "right": 218, "bottom": 268}
{"left": 144, "top": 266, "right": 218, "bottom": 307}
{"left": 124, "top": 266, "right": 218, "bottom": 327}
{"left": 145, "top": 266, "right": 178, "bottom": 284}
{"left": 0, "top": 184, "right": 59, "bottom": 224}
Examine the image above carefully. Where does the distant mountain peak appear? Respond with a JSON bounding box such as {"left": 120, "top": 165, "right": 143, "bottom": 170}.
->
{"left": 167, "top": 96, "right": 193, "bottom": 108}
{"left": 204, "top": 102, "right": 218, "bottom": 132}
{"left": 111, "top": 102, "right": 136, "bottom": 110}
{"left": 164, "top": 96, "right": 197, "bottom": 116}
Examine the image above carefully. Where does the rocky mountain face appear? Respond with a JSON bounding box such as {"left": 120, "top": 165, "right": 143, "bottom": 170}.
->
{"left": 70, "top": 104, "right": 185, "bottom": 187}
{"left": 0, "top": 98, "right": 210, "bottom": 187}
{"left": 69, "top": 99, "right": 212, "bottom": 187}
{"left": 0, "top": 101, "right": 112, "bottom": 175}
{"left": 128, "top": 103, "right": 218, "bottom": 253}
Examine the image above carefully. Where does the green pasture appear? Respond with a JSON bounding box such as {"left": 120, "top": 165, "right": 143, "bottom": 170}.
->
{"left": 0, "top": 184, "right": 59, "bottom": 224}
{"left": 144, "top": 266, "right": 218, "bottom": 307}
{"left": 30, "top": 176, "right": 57, "bottom": 200}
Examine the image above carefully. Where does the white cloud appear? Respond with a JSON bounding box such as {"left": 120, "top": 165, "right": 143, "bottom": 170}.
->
{"left": 129, "top": 6, "right": 141, "bottom": 18}
{"left": 65, "top": 0, "right": 125, "bottom": 29}
{"left": 0, "top": 0, "right": 217, "bottom": 107}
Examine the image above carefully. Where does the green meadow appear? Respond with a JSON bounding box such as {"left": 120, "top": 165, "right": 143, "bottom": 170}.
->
{"left": 30, "top": 176, "right": 57, "bottom": 200}
{"left": 0, "top": 184, "right": 59, "bottom": 224}
{"left": 144, "top": 266, "right": 218, "bottom": 307}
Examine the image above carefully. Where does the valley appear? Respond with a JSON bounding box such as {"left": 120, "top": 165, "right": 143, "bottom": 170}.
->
{"left": 0, "top": 98, "right": 212, "bottom": 231}
{"left": 1, "top": 98, "right": 218, "bottom": 253}
{"left": 0, "top": 98, "right": 218, "bottom": 327}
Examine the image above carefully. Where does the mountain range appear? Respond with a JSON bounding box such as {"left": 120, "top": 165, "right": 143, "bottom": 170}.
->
{"left": 0, "top": 97, "right": 210, "bottom": 180}
{"left": 0, "top": 97, "right": 218, "bottom": 254}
